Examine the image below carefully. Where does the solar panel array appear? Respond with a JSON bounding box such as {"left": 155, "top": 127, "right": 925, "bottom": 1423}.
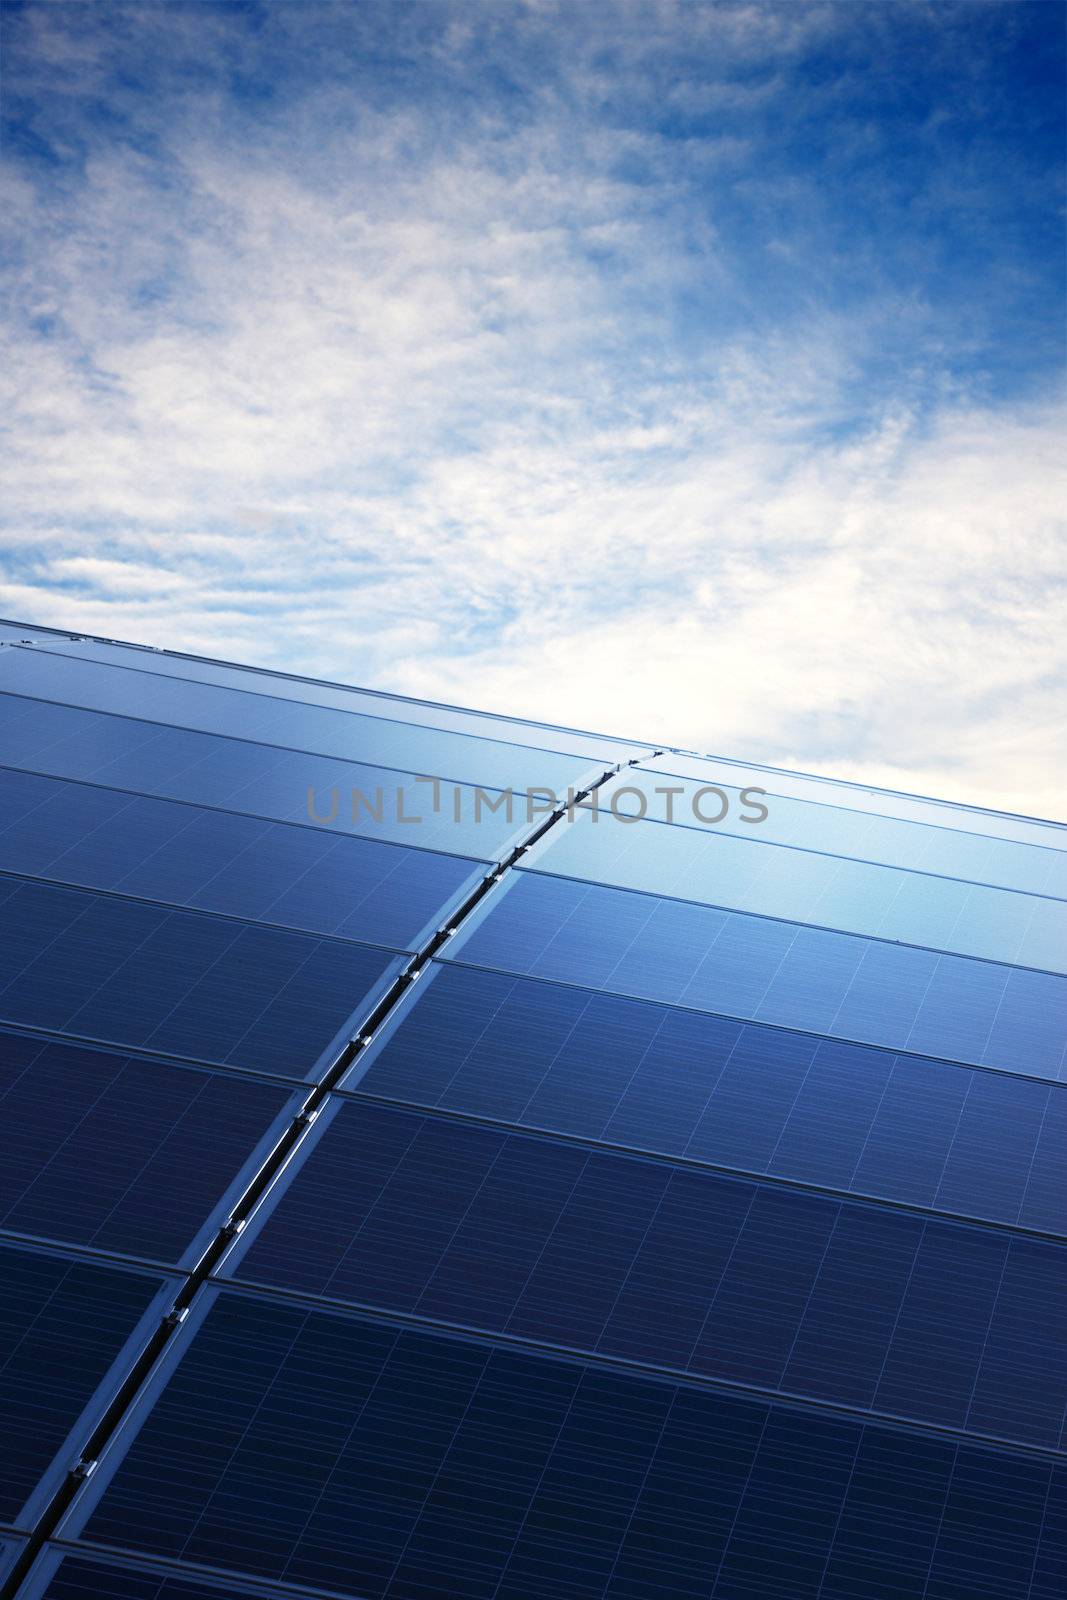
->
{"left": 0, "top": 618, "right": 1064, "bottom": 1600}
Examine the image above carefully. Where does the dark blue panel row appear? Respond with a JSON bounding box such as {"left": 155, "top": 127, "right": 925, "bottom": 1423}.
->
{"left": 0, "top": 878, "right": 401, "bottom": 1079}
{"left": 75, "top": 1291, "right": 1066, "bottom": 1600}
{"left": 232, "top": 1100, "right": 1067, "bottom": 1445}
{"left": 445, "top": 874, "right": 1067, "bottom": 1078}
{"left": 0, "top": 769, "right": 481, "bottom": 951}
{"left": 0, "top": 693, "right": 522, "bottom": 858}
{"left": 0, "top": 1243, "right": 172, "bottom": 1528}
{"left": 0, "top": 1030, "right": 297, "bottom": 1266}
{"left": 27, "top": 1551, "right": 302, "bottom": 1600}
{"left": 0, "top": 650, "right": 593, "bottom": 795}
{"left": 352, "top": 964, "right": 1067, "bottom": 1234}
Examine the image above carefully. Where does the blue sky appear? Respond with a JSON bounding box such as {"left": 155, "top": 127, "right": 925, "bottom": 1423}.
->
{"left": 1, "top": 0, "right": 1064, "bottom": 813}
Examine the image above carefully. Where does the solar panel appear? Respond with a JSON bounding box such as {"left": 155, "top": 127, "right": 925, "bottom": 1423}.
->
{"left": 0, "top": 877, "right": 403, "bottom": 1078}
{"left": 633, "top": 750, "right": 1066, "bottom": 850}
{"left": 0, "top": 1241, "right": 174, "bottom": 1530}
{"left": 0, "top": 1029, "right": 298, "bottom": 1265}
{"left": 442, "top": 872, "right": 1067, "bottom": 1077}
{"left": 0, "top": 649, "right": 598, "bottom": 795}
{"left": 349, "top": 962, "right": 1067, "bottom": 1233}
{"left": 27, "top": 1551, "right": 311, "bottom": 1600}
{"left": 523, "top": 805, "right": 1065, "bottom": 969}
{"left": 593, "top": 765, "right": 1067, "bottom": 893}
{"left": 3, "top": 626, "right": 1063, "bottom": 1600}
{"left": 19, "top": 635, "right": 648, "bottom": 763}
{"left": 229, "top": 1098, "right": 1067, "bottom": 1443}
{"left": 0, "top": 696, "right": 522, "bottom": 858}
{"left": 0, "top": 768, "right": 482, "bottom": 950}
{"left": 72, "top": 1289, "right": 1066, "bottom": 1600}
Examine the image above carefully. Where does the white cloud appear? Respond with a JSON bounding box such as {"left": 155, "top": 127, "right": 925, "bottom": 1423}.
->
{"left": 1, "top": 0, "right": 1063, "bottom": 818}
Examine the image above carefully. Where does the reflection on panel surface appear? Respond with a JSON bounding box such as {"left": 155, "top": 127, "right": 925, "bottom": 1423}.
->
{"left": 232, "top": 1099, "right": 1067, "bottom": 1443}
{"left": 0, "top": 649, "right": 595, "bottom": 794}
{"left": 0, "top": 1242, "right": 172, "bottom": 1529}
{"left": 0, "top": 694, "right": 523, "bottom": 858}
{"left": 26, "top": 634, "right": 649, "bottom": 763}
{"left": 0, "top": 1030, "right": 296, "bottom": 1265}
{"left": 636, "top": 749, "right": 1066, "bottom": 849}
{"left": 0, "top": 769, "right": 481, "bottom": 951}
{"left": 0, "top": 877, "right": 401, "bottom": 1078}
{"left": 77, "top": 1291, "right": 1065, "bottom": 1600}
{"left": 351, "top": 963, "right": 1067, "bottom": 1233}
{"left": 526, "top": 807, "right": 1066, "bottom": 970}
{"left": 5, "top": 624, "right": 1064, "bottom": 1600}
{"left": 444, "top": 873, "right": 1067, "bottom": 1078}
{"left": 596, "top": 765, "right": 1067, "bottom": 894}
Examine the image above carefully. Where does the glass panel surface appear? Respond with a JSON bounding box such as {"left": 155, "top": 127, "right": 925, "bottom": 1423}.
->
{"left": 635, "top": 751, "right": 1065, "bottom": 849}
{"left": 0, "top": 649, "right": 596, "bottom": 794}
{"left": 77, "top": 1290, "right": 1065, "bottom": 1600}
{"left": 29, "top": 1552, "right": 309, "bottom": 1600}
{"left": 352, "top": 964, "right": 1067, "bottom": 1234}
{"left": 0, "top": 1030, "right": 296, "bottom": 1265}
{"left": 526, "top": 810, "right": 1066, "bottom": 970}
{"left": 0, "top": 693, "right": 523, "bottom": 858}
{"left": 0, "top": 878, "right": 401, "bottom": 1078}
{"left": 28, "top": 636, "right": 649, "bottom": 763}
{"left": 443, "top": 875, "right": 1067, "bottom": 1078}
{"left": 596, "top": 766, "right": 1067, "bottom": 895}
{"left": 0, "top": 769, "right": 482, "bottom": 951}
{"left": 232, "top": 1099, "right": 1067, "bottom": 1443}
{"left": 0, "top": 1242, "right": 171, "bottom": 1527}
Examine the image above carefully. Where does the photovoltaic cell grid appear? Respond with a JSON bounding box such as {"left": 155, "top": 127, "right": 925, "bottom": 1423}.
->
{"left": 0, "top": 876, "right": 402, "bottom": 1079}
{"left": 0, "top": 1242, "right": 174, "bottom": 1529}
{"left": 0, "top": 693, "right": 525, "bottom": 858}
{"left": 0, "top": 768, "right": 483, "bottom": 951}
{"left": 442, "top": 871, "right": 1067, "bottom": 1078}
{"left": 73, "top": 1293, "right": 1067, "bottom": 1600}
{"left": 1, "top": 628, "right": 1065, "bottom": 1600}
{"left": 592, "top": 764, "right": 1067, "bottom": 892}
{"left": 524, "top": 804, "right": 1067, "bottom": 969}
{"left": 26, "top": 1554, "right": 287, "bottom": 1600}
{"left": 0, "top": 646, "right": 607, "bottom": 796}
{"left": 231, "top": 1098, "right": 1067, "bottom": 1444}
{"left": 0, "top": 1030, "right": 298, "bottom": 1265}
{"left": 349, "top": 963, "right": 1067, "bottom": 1233}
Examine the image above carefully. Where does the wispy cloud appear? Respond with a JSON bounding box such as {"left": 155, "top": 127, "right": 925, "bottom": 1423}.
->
{"left": 1, "top": 0, "right": 1064, "bottom": 814}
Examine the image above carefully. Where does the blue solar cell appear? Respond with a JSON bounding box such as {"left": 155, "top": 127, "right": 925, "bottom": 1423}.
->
{"left": 352, "top": 963, "right": 1067, "bottom": 1233}
{"left": 75, "top": 1291, "right": 1066, "bottom": 1600}
{"left": 0, "top": 878, "right": 401, "bottom": 1078}
{"left": 231, "top": 1100, "right": 1067, "bottom": 1443}
{"left": 28, "top": 1552, "right": 302, "bottom": 1600}
{"left": 634, "top": 750, "right": 1066, "bottom": 851}
{"left": 0, "top": 1242, "right": 172, "bottom": 1528}
{"left": 28, "top": 636, "right": 645, "bottom": 763}
{"left": 443, "top": 874, "right": 1067, "bottom": 1078}
{"left": 596, "top": 764, "right": 1067, "bottom": 894}
{"left": 525, "top": 810, "right": 1066, "bottom": 969}
{"left": 0, "top": 650, "right": 595, "bottom": 794}
{"left": 0, "top": 694, "right": 524, "bottom": 857}
{"left": 0, "top": 769, "right": 481, "bottom": 950}
{"left": 0, "top": 1029, "right": 297, "bottom": 1264}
